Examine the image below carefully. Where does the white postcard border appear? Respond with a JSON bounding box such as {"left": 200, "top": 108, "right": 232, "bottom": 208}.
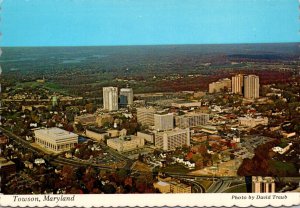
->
{"left": 0, "top": 193, "right": 299, "bottom": 207}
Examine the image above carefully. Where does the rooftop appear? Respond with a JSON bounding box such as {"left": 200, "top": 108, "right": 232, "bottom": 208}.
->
{"left": 34, "top": 127, "right": 78, "bottom": 142}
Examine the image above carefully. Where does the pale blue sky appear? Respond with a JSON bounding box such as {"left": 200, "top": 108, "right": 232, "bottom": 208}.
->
{"left": 1, "top": 0, "right": 299, "bottom": 46}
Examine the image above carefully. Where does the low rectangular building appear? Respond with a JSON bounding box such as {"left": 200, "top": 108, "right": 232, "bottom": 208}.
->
{"left": 107, "top": 135, "right": 145, "bottom": 152}
{"left": 238, "top": 117, "right": 268, "bottom": 128}
{"left": 171, "top": 101, "right": 201, "bottom": 108}
{"left": 175, "top": 113, "right": 209, "bottom": 128}
{"left": 153, "top": 180, "right": 191, "bottom": 193}
{"left": 209, "top": 78, "right": 232, "bottom": 93}
{"left": 34, "top": 127, "right": 78, "bottom": 152}
{"left": 74, "top": 114, "right": 96, "bottom": 126}
{"left": 85, "top": 129, "right": 109, "bottom": 141}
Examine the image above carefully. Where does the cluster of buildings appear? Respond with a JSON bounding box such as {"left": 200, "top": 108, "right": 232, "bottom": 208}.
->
{"left": 252, "top": 176, "right": 275, "bottom": 193}
{"left": 136, "top": 107, "right": 210, "bottom": 151}
{"left": 209, "top": 74, "right": 260, "bottom": 99}
{"left": 103, "top": 87, "right": 133, "bottom": 111}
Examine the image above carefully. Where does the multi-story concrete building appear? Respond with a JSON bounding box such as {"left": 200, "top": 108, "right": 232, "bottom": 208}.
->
{"left": 137, "top": 107, "right": 156, "bottom": 126}
{"left": 107, "top": 135, "right": 144, "bottom": 152}
{"left": 232, "top": 74, "right": 244, "bottom": 95}
{"left": 244, "top": 75, "right": 259, "bottom": 99}
{"left": 34, "top": 127, "right": 78, "bottom": 152}
{"left": 252, "top": 176, "right": 275, "bottom": 193}
{"left": 209, "top": 78, "right": 232, "bottom": 93}
{"left": 154, "top": 113, "right": 174, "bottom": 131}
{"left": 119, "top": 88, "right": 133, "bottom": 107}
{"left": 103, "top": 87, "right": 118, "bottom": 111}
{"left": 175, "top": 113, "right": 209, "bottom": 128}
{"left": 155, "top": 128, "right": 190, "bottom": 151}
{"left": 85, "top": 129, "right": 109, "bottom": 141}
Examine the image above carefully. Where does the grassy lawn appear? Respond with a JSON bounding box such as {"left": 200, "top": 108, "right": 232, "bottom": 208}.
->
{"left": 44, "top": 82, "right": 70, "bottom": 95}
{"left": 161, "top": 164, "right": 191, "bottom": 174}
{"left": 16, "top": 81, "right": 41, "bottom": 88}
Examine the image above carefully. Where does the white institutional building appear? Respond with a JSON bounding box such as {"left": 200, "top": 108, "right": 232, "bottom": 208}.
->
{"left": 34, "top": 127, "right": 78, "bottom": 153}
{"left": 103, "top": 87, "right": 118, "bottom": 111}
{"left": 155, "top": 128, "right": 190, "bottom": 151}
{"left": 154, "top": 113, "right": 174, "bottom": 131}
{"left": 244, "top": 75, "right": 259, "bottom": 99}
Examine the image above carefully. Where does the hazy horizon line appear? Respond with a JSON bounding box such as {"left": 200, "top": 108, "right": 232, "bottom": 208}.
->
{"left": 1, "top": 41, "right": 299, "bottom": 48}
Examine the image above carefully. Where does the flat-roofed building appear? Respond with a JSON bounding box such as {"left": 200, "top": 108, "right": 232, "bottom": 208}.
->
{"left": 252, "top": 176, "right": 275, "bottom": 193}
{"left": 175, "top": 113, "right": 209, "bottom": 128}
{"left": 137, "top": 107, "right": 156, "bottom": 126}
{"left": 34, "top": 127, "right": 78, "bottom": 153}
{"left": 107, "top": 135, "right": 144, "bottom": 152}
{"left": 85, "top": 129, "right": 109, "bottom": 141}
{"left": 155, "top": 128, "right": 190, "bottom": 151}
{"left": 171, "top": 101, "right": 201, "bottom": 108}
{"left": 154, "top": 113, "right": 174, "bottom": 131}
{"left": 153, "top": 180, "right": 191, "bottom": 193}
{"left": 103, "top": 87, "right": 118, "bottom": 111}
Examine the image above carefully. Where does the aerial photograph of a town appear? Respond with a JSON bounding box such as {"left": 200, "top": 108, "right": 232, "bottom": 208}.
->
{"left": 0, "top": 0, "right": 299, "bottom": 197}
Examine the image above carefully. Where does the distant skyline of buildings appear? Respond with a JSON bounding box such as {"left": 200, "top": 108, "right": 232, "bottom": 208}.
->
{"left": 209, "top": 74, "right": 260, "bottom": 99}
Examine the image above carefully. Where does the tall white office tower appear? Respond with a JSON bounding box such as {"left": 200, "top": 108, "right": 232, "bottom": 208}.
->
{"left": 232, "top": 74, "right": 244, "bottom": 95}
{"left": 244, "top": 75, "right": 259, "bottom": 99}
{"left": 103, "top": 87, "right": 118, "bottom": 111}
